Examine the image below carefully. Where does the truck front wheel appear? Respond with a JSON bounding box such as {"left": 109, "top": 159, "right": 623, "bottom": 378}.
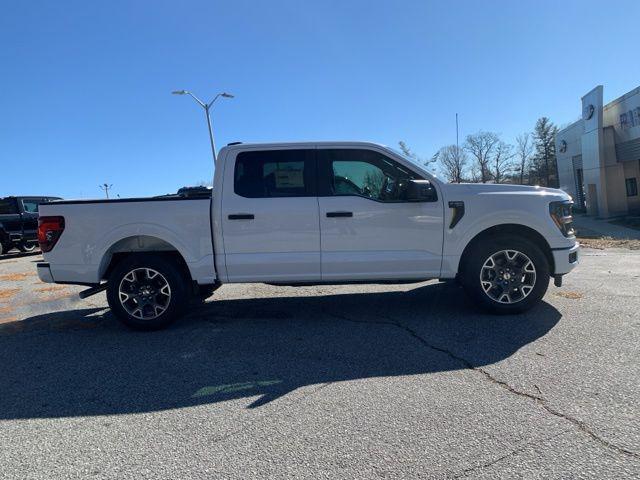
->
{"left": 106, "top": 255, "right": 189, "bottom": 330}
{"left": 18, "top": 242, "right": 37, "bottom": 253}
{"left": 461, "top": 235, "right": 550, "bottom": 314}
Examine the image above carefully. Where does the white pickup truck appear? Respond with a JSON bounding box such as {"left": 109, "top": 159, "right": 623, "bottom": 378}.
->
{"left": 37, "top": 142, "right": 579, "bottom": 329}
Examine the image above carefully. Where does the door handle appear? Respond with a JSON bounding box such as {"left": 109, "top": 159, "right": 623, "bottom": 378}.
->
{"left": 326, "top": 211, "right": 353, "bottom": 218}
{"left": 228, "top": 214, "right": 254, "bottom": 220}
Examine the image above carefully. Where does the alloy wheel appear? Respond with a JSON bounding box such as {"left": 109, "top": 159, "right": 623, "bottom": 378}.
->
{"left": 118, "top": 268, "right": 171, "bottom": 320}
{"left": 480, "top": 249, "right": 536, "bottom": 304}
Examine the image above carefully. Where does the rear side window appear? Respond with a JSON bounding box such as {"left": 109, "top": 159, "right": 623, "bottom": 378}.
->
{"left": 234, "top": 150, "right": 316, "bottom": 198}
{"left": 21, "top": 199, "right": 40, "bottom": 213}
{"left": 0, "top": 199, "right": 18, "bottom": 214}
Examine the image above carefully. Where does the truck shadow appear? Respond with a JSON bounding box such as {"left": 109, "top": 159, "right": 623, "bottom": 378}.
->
{"left": 0, "top": 283, "right": 561, "bottom": 419}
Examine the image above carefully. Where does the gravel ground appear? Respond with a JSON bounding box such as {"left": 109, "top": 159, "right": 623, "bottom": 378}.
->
{"left": 0, "top": 249, "right": 638, "bottom": 479}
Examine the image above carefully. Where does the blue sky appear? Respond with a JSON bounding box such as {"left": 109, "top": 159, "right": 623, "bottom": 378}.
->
{"left": 1, "top": 0, "right": 639, "bottom": 198}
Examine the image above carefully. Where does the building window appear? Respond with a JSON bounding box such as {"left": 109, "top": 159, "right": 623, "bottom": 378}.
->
{"left": 620, "top": 113, "right": 628, "bottom": 129}
{"left": 626, "top": 178, "right": 638, "bottom": 197}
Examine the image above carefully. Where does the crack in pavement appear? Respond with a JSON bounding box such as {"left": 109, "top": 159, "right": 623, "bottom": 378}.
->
{"left": 450, "top": 428, "right": 573, "bottom": 479}
{"left": 324, "top": 309, "right": 640, "bottom": 461}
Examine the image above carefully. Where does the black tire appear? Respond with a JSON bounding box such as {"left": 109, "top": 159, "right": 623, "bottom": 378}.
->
{"left": 0, "top": 242, "right": 12, "bottom": 256}
{"left": 461, "top": 235, "right": 549, "bottom": 314}
{"left": 18, "top": 242, "right": 38, "bottom": 253}
{"left": 106, "top": 254, "right": 189, "bottom": 330}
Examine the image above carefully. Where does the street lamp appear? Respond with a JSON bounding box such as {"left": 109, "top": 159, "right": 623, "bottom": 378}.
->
{"left": 172, "top": 90, "right": 234, "bottom": 165}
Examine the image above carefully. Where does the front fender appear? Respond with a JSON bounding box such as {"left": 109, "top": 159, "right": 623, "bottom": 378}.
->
{"left": 440, "top": 206, "right": 572, "bottom": 278}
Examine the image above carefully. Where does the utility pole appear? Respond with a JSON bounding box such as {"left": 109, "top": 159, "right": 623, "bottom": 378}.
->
{"left": 455, "top": 113, "right": 460, "bottom": 183}
{"left": 456, "top": 113, "right": 459, "bottom": 155}
{"left": 99, "top": 183, "right": 113, "bottom": 199}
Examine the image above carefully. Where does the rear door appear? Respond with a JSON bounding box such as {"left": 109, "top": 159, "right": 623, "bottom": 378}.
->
{"left": 220, "top": 148, "right": 321, "bottom": 282}
{"left": 317, "top": 148, "right": 444, "bottom": 281}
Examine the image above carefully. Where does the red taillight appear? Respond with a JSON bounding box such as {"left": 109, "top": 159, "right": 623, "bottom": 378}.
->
{"left": 38, "top": 216, "right": 65, "bottom": 252}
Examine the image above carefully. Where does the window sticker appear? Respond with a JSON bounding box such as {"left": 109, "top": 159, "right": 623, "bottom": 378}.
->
{"left": 275, "top": 169, "right": 304, "bottom": 188}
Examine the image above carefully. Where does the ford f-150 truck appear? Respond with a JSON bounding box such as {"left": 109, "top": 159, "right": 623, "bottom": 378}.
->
{"left": 36, "top": 142, "right": 579, "bottom": 330}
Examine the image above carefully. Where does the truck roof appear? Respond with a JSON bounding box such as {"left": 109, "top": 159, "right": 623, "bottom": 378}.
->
{"left": 1, "top": 196, "right": 62, "bottom": 200}
{"left": 223, "top": 141, "right": 388, "bottom": 150}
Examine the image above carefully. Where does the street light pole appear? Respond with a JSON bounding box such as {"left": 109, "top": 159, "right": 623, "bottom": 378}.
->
{"left": 172, "top": 90, "right": 234, "bottom": 166}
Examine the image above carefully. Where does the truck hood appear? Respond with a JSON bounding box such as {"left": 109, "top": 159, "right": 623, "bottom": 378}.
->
{"left": 442, "top": 183, "right": 571, "bottom": 201}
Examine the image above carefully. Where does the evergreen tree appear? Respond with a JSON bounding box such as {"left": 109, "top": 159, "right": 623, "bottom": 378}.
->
{"left": 532, "top": 117, "right": 558, "bottom": 187}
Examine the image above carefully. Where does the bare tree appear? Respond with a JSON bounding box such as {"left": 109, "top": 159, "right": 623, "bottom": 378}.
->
{"left": 464, "top": 131, "right": 499, "bottom": 183}
{"left": 491, "top": 141, "right": 515, "bottom": 184}
{"left": 437, "top": 145, "right": 468, "bottom": 183}
{"left": 398, "top": 141, "right": 438, "bottom": 169}
{"left": 515, "top": 133, "right": 533, "bottom": 185}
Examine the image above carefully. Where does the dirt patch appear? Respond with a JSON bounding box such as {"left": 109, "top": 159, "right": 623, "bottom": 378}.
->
{"left": 35, "top": 285, "right": 68, "bottom": 293}
{"left": 37, "top": 290, "right": 75, "bottom": 303}
{"left": 554, "top": 291, "right": 583, "bottom": 300}
{"left": 577, "top": 236, "right": 640, "bottom": 250}
{"left": 0, "top": 288, "right": 20, "bottom": 300}
{"left": 0, "top": 273, "right": 32, "bottom": 282}
{"left": 0, "top": 305, "right": 14, "bottom": 316}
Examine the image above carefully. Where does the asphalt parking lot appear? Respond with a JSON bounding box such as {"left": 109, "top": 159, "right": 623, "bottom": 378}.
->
{"left": 0, "top": 249, "right": 638, "bottom": 479}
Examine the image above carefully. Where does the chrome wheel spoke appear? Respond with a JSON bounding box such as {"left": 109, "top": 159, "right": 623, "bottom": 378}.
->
{"left": 118, "top": 267, "right": 171, "bottom": 321}
{"left": 479, "top": 249, "right": 536, "bottom": 305}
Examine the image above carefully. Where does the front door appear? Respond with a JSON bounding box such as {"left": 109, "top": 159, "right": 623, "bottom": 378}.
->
{"left": 317, "top": 148, "right": 444, "bottom": 281}
{"left": 19, "top": 197, "right": 41, "bottom": 242}
{"left": 221, "top": 148, "right": 321, "bottom": 282}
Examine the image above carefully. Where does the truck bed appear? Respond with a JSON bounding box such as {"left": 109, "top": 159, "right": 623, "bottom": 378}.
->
{"left": 39, "top": 197, "right": 215, "bottom": 285}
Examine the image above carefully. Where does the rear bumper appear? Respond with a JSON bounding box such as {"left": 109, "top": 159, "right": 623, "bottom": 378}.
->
{"left": 36, "top": 262, "right": 55, "bottom": 283}
{"left": 552, "top": 242, "right": 580, "bottom": 275}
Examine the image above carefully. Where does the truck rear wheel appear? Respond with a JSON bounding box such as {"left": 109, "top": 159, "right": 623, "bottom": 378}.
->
{"left": 106, "top": 255, "right": 189, "bottom": 330}
{"left": 461, "top": 235, "right": 549, "bottom": 314}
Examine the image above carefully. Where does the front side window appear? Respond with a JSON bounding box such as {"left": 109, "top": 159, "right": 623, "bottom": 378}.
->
{"left": 319, "top": 149, "right": 422, "bottom": 202}
{"left": 0, "top": 199, "right": 18, "bottom": 214}
{"left": 626, "top": 178, "right": 638, "bottom": 197}
{"left": 21, "top": 199, "right": 40, "bottom": 213}
{"left": 234, "top": 150, "right": 315, "bottom": 198}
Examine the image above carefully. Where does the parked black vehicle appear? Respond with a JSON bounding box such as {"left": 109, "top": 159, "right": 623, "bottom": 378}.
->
{"left": 0, "top": 196, "right": 62, "bottom": 255}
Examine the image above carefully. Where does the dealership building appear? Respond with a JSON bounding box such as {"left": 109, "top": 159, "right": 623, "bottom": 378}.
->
{"left": 556, "top": 85, "right": 640, "bottom": 217}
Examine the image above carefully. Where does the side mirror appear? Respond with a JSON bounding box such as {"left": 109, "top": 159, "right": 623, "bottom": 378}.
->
{"left": 406, "top": 179, "right": 438, "bottom": 202}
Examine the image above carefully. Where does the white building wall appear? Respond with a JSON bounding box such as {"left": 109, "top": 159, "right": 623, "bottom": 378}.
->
{"left": 556, "top": 120, "right": 583, "bottom": 201}
{"left": 580, "top": 86, "right": 609, "bottom": 216}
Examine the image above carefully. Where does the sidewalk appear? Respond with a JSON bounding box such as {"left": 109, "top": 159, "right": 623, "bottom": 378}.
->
{"left": 573, "top": 214, "right": 640, "bottom": 240}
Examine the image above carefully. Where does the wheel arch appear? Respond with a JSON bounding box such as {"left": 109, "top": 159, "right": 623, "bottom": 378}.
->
{"left": 99, "top": 235, "right": 192, "bottom": 282}
{"left": 459, "top": 224, "right": 555, "bottom": 275}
